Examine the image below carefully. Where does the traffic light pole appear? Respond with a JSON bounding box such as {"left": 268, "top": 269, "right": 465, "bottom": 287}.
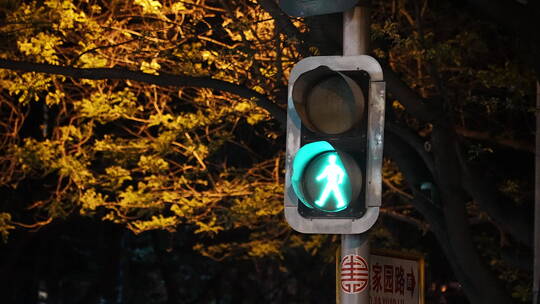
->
{"left": 343, "top": 5, "right": 370, "bottom": 56}
{"left": 339, "top": 5, "right": 371, "bottom": 304}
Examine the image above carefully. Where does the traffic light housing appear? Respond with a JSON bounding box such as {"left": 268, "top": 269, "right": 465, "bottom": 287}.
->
{"left": 284, "top": 55, "right": 385, "bottom": 234}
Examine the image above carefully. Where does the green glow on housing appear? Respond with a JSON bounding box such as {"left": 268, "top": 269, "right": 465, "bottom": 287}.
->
{"left": 292, "top": 141, "right": 351, "bottom": 212}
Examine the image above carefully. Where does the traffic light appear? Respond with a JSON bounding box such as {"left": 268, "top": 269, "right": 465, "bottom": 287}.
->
{"left": 291, "top": 65, "right": 367, "bottom": 219}
{"left": 284, "top": 55, "right": 385, "bottom": 234}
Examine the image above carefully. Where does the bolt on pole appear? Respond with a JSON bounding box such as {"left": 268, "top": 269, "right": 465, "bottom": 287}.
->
{"left": 339, "top": 4, "right": 371, "bottom": 304}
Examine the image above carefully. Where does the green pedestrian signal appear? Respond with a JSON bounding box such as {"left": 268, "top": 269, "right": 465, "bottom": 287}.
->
{"left": 314, "top": 154, "right": 347, "bottom": 210}
{"left": 291, "top": 141, "right": 361, "bottom": 213}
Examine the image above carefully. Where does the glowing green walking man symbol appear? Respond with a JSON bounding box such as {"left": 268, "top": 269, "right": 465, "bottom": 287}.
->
{"left": 314, "top": 154, "right": 347, "bottom": 209}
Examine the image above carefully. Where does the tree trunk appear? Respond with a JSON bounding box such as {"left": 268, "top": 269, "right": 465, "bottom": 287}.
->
{"left": 152, "top": 231, "right": 183, "bottom": 304}
{"left": 78, "top": 223, "right": 123, "bottom": 304}
{"left": 431, "top": 125, "right": 514, "bottom": 304}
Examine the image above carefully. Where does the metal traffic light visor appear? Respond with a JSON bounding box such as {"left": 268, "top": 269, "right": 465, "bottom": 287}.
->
{"left": 292, "top": 66, "right": 365, "bottom": 135}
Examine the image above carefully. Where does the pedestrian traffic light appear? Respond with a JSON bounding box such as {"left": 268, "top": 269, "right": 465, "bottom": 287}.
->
{"left": 284, "top": 55, "right": 385, "bottom": 234}
{"left": 291, "top": 141, "right": 362, "bottom": 214}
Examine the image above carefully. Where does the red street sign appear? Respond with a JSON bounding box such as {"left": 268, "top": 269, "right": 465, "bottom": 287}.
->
{"left": 340, "top": 254, "right": 369, "bottom": 294}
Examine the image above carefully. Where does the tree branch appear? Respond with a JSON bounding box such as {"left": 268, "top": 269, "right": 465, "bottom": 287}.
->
{"left": 257, "top": 0, "right": 311, "bottom": 58}
{"left": 0, "top": 59, "right": 287, "bottom": 127}
{"left": 464, "top": 0, "right": 540, "bottom": 77}
{"left": 431, "top": 125, "right": 513, "bottom": 304}
{"left": 383, "top": 177, "right": 414, "bottom": 200}
{"left": 458, "top": 151, "right": 533, "bottom": 246}
{"left": 386, "top": 121, "right": 436, "bottom": 178}
{"left": 455, "top": 126, "right": 534, "bottom": 153}
{"left": 380, "top": 208, "right": 429, "bottom": 232}
{"left": 383, "top": 132, "right": 442, "bottom": 229}
{"left": 465, "top": 0, "right": 532, "bottom": 35}
{"left": 384, "top": 131, "right": 480, "bottom": 301}
{"left": 382, "top": 64, "right": 444, "bottom": 123}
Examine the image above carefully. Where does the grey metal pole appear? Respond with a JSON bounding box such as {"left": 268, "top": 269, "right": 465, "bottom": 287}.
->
{"left": 343, "top": 6, "right": 370, "bottom": 56}
{"left": 339, "top": 5, "right": 371, "bottom": 304}
{"left": 340, "top": 234, "right": 370, "bottom": 304}
{"left": 534, "top": 81, "right": 540, "bottom": 304}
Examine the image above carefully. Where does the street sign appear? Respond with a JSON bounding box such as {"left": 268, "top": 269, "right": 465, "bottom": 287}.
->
{"left": 370, "top": 250, "right": 425, "bottom": 304}
{"left": 279, "top": 0, "right": 360, "bottom": 17}
{"left": 336, "top": 250, "right": 425, "bottom": 304}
